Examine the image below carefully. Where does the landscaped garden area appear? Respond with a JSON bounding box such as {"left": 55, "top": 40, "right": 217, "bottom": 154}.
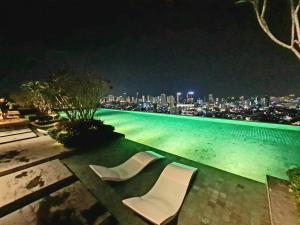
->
{"left": 11, "top": 71, "right": 121, "bottom": 148}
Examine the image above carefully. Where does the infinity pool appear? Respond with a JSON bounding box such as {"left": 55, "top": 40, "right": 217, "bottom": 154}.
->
{"left": 95, "top": 109, "right": 300, "bottom": 182}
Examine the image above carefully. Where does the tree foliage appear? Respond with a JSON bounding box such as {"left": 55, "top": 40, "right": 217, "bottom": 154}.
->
{"left": 21, "top": 81, "right": 53, "bottom": 114}
{"left": 9, "top": 90, "right": 34, "bottom": 108}
{"left": 237, "top": 0, "right": 300, "bottom": 61}
{"left": 21, "top": 71, "right": 112, "bottom": 121}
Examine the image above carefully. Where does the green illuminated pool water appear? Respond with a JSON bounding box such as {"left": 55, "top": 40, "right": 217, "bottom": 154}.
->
{"left": 95, "top": 109, "right": 300, "bottom": 182}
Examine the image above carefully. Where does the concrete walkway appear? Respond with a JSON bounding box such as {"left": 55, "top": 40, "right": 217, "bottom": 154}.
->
{"left": 267, "top": 176, "right": 300, "bottom": 225}
{"left": 0, "top": 181, "right": 113, "bottom": 225}
{"left": 0, "top": 135, "right": 70, "bottom": 176}
{"left": 0, "top": 125, "right": 118, "bottom": 225}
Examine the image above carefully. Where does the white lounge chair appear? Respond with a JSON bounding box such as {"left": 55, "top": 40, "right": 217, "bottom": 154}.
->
{"left": 89, "top": 151, "right": 165, "bottom": 181}
{"left": 122, "top": 162, "right": 197, "bottom": 225}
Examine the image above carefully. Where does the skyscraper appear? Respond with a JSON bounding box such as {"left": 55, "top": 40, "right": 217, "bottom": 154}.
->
{"left": 108, "top": 94, "right": 114, "bottom": 102}
{"left": 160, "top": 93, "right": 167, "bottom": 105}
{"left": 176, "top": 92, "right": 182, "bottom": 103}
{"left": 208, "top": 94, "right": 214, "bottom": 103}
{"left": 136, "top": 92, "right": 139, "bottom": 103}
{"left": 197, "top": 98, "right": 203, "bottom": 105}
{"left": 187, "top": 91, "right": 194, "bottom": 104}
{"left": 123, "top": 92, "right": 127, "bottom": 100}
{"left": 167, "top": 95, "right": 175, "bottom": 107}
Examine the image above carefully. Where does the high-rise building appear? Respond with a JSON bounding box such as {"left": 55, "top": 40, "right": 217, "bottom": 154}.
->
{"left": 116, "top": 96, "right": 122, "bottom": 101}
{"left": 123, "top": 92, "right": 127, "bottom": 100}
{"left": 153, "top": 96, "right": 160, "bottom": 104}
{"left": 160, "top": 93, "right": 167, "bottom": 105}
{"left": 176, "top": 92, "right": 182, "bottom": 103}
{"left": 108, "top": 94, "right": 114, "bottom": 102}
{"left": 245, "top": 99, "right": 251, "bottom": 108}
{"left": 167, "top": 95, "right": 175, "bottom": 107}
{"left": 254, "top": 96, "right": 259, "bottom": 105}
{"left": 197, "top": 98, "right": 203, "bottom": 105}
{"left": 136, "top": 92, "right": 139, "bottom": 100}
{"left": 208, "top": 94, "right": 214, "bottom": 103}
{"left": 148, "top": 95, "right": 154, "bottom": 103}
{"left": 187, "top": 91, "right": 194, "bottom": 104}
{"left": 142, "top": 95, "right": 145, "bottom": 102}
{"left": 260, "top": 95, "right": 270, "bottom": 107}
{"left": 131, "top": 97, "right": 135, "bottom": 103}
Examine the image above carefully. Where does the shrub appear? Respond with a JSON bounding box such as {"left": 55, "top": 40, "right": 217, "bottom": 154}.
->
{"left": 48, "top": 120, "right": 116, "bottom": 148}
{"left": 287, "top": 168, "right": 300, "bottom": 213}
{"left": 21, "top": 71, "right": 112, "bottom": 121}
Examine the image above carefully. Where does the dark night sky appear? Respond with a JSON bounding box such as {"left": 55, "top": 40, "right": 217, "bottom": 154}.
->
{"left": 0, "top": 0, "right": 299, "bottom": 98}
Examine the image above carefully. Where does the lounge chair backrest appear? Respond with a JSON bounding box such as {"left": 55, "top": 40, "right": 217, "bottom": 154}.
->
{"left": 131, "top": 151, "right": 160, "bottom": 164}
{"left": 110, "top": 151, "right": 164, "bottom": 180}
{"left": 122, "top": 162, "right": 197, "bottom": 224}
{"left": 90, "top": 151, "right": 164, "bottom": 182}
{"left": 145, "top": 162, "right": 197, "bottom": 213}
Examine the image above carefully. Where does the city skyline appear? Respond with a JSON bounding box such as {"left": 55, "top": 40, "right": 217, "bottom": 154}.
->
{"left": 103, "top": 92, "right": 299, "bottom": 125}
{"left": 108, "top": 90, "right": 299, "bottom": 101}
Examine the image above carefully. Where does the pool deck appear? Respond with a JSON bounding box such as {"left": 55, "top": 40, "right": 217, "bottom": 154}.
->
{"left": 63, "top": 137, "right": 271, "bottom": 225}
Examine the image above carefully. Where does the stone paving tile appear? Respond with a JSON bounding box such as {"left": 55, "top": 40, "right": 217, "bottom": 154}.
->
{"left": 0, "top": 119, "right": 29, "bottom": 129}
{"left": 0, "top": 135, "right": 70, "bottom": 176}
{"left": 176, "top": 166, "right": 271, "bottom": 225}
{"left": 0, "top": 181, "right": 116, "bottom": 225}
{"left": 0, "top": 132, "right": 37, "bottom": 144}
{"left": 0, "top": 159, "right": 74, "bottom": 210}
{"left": 267, "top": 176, "right": 299, "bottom": 225}
{"left": 0, "top": 128, "right": 32, "bottom": 137}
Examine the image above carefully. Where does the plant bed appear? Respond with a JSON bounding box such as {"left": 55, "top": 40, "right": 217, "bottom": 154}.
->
{"left": 28, "top": 115, "right": 67, "bottom": 130}
{"left": 48, "top": 120, "right": 122, "bottom": 148}
{"left": 28, "top": 115, "right": 65, "bottom": 124}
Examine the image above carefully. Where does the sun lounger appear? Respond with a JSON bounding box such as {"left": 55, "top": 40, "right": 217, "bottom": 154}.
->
{"left": 122, "top": 162, "right": 197, "bottom": 225}
{"left": 89, "top": 151, "right": 165, "bottom": 181}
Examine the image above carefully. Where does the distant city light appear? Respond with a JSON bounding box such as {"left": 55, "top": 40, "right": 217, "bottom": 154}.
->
{"left": 102, "top": 92, "right": 299, "bottom": 126}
